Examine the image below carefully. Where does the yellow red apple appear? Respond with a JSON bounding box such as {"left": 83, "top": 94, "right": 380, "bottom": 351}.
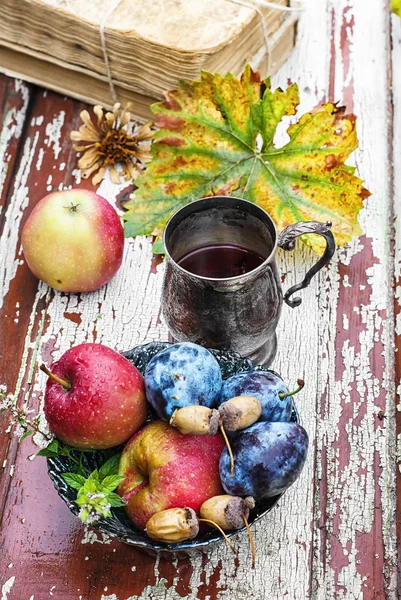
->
{"left": 43, "top": 343, "right": 148, "bottom": 449}
{"left": 21, "top": 189, "right": 124, "bottom": 293}
{"left": 117, "top": 420, "right": 225, "bottom": 530}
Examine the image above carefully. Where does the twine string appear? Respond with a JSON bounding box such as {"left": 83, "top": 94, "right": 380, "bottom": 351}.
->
{"left": 228, "top": 0, "right": 303, "bottom": 62}
{"left": 99, "top": 0, "right": 303, "bottom": 104}
{"left": 99, "top": 0, "right": 124, "bottom": 104}
{"left": 230, "top": 0, "right": 272, "bottom": 55}
{"left": 242, "top": 0, "right": 303, "bottom": 11}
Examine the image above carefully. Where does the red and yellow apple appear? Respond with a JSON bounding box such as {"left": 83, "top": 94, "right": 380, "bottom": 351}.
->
{"left": 21, "top": 189, "right": 124, "bottom": 293}
{"left": 43, "top": 343, "right": 148, "bottom": 449}
{"left": 117, "top": 421, "right": 225, "bottom": 530}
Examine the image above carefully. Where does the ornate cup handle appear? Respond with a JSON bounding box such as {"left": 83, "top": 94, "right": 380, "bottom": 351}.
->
{"left": 277, "top": 221, "right": 336, "bottom": 308}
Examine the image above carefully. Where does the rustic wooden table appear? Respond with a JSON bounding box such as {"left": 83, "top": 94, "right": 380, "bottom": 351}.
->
{"left": 0, "top": 1, "right": 400, "bottom": 599}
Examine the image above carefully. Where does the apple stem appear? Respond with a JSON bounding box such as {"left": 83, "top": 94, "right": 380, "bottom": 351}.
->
{"left": 219, "top": 423, "right": 235, "bottom": 478}
{"left": 278, "top": 378, "right": 305, "bottom": 400}
{"left": 40, "top": 364, "right": 71, "bottom": 391}
{"left": 242, "top": 512, "right": 256, "bottom": 568}
{"left": 198, "top": 519, "right": 237, "bottom": 554}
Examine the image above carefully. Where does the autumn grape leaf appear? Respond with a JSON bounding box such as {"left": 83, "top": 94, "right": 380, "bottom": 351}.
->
{"left": 123, "top": 65, "right": 370, "bottom": 253}
{"left": 392, "top": 0, "right": 401, "bottom": 17}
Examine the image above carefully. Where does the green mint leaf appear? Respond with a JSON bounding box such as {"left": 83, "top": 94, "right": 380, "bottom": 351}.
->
{"left": 20, "top": 430, "right": 33, "bottom": 441}
{"left": 99, "top": 505, "right": 112, "bottom": 518}
{"left": 36, "top": 448, "right": 59, "bottom": 457}
{"left": 46, "top": 439, "right": 59, "bottom": 453}
{"left": 100, "top": 475, "right": 125, "bottom": 493}
{"left": 62, "top": 473, "right": 86, "bottom": 490}
{"left": 99, "top": 454, "right": 121, "bottom": 480}
{"left": 107, "top": 492, "right": 125, "bottom": 508}
{"left": 78, "top": 508, "right": 89, "bottom": 523}
{"left": 76, "top": 491, "right": 88, "bottom": 506}
{"left": 82, "top": 478, "right": 98, "bottom": 495}
{"left": 87, "top": 469, "right": 100, "bottom": 483}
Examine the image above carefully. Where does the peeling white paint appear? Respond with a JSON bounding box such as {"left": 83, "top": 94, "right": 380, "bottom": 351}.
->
{"left": 1, "top": 576, "right": 15, "bottom": 600}
{"left": 0, "top": 81, "right": 30, "bottom": 198}
{"left": 36, "top": 148, "right": 45, "bottom": 171}
{"left": 44, "top": 110, "right": 65, "bottom": 160}
{"left": 72, "top": 168, "right": 82, "bottom": 184}
{"left": 32, "top": 115, "right": 44, "bottom": 127}
{"left": 81, "top": 527, "right": 112, "bottom": 545}
{"left": 342, "top": 274, "right": 352, "bottom": 288}
{"left": 311, "top": 1, "right": 397, "bottom": 599}
{"left": 0, "top": 131, "right": 39, "bottom": 309}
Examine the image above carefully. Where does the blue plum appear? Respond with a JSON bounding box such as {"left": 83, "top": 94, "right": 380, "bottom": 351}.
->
{"left": 219, "top": 421, "right": 308, "bottom": 500}
{"left": 144, "top": 342, "right": 222, "bottom": 420}
{"left": 218, "top": 370, "right": 293, "bottom": 423}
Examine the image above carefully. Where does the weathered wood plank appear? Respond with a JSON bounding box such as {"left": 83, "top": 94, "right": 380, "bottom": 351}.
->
{"left": 391, "top": 7, "right": 401, "bottom": 598}
{"left": 311, "top": 1, "right": 397, "bottom": 598}
{"left": 0, "top": 87, "right": 87, "bottom": 523}
{"left": 0, "top": 75, "right": 31, "bottom": 212}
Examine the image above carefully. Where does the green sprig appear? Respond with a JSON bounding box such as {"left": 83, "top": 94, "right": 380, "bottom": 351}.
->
{"left": 61, "top": 455, "right": 125, "bottom": 525}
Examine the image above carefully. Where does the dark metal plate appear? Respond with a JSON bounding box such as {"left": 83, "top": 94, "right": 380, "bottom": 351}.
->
{"left": 47, "top": 342, "right": 299, "bottom": 556}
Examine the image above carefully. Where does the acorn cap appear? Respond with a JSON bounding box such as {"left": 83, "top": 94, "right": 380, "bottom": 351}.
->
{"left": 225, "top": 496, "right": 255, "bottom": 529}
{"left": 218, "top": 402, "right": 240, "bottom": 431}
{"left": 219, "top": 395, "right": 262, "bottom": 431}
{"left": 200, "top": 494, "right": 256, "bottom": 531}
{"left": 170, "top": 405, "right": 220, "bottom": 435}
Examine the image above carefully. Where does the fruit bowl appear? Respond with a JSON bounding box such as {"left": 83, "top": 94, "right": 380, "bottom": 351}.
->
{"left": 47, "top": 342, "right": 299, "bottom": 557}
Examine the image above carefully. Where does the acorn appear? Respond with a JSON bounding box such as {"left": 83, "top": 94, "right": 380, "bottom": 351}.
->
{"left": 218, "top": 395, "right": 262, "bottom": 432}
{"left": 145, "top": 507, "right": 199, "bottom": 543}
{"left": 145, "top": 506, "right": 236, "bottom": 553}
{"left": 200, "top": 494, "right": 255, "bottom": 530}
{"left": 170, "top": 405, "right": 220, "bottom": 435}
{"left": 200, "top": 494, "right": 256, "bottom": 567}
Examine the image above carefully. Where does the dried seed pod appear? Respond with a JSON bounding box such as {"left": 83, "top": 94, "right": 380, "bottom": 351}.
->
{"left": 170, "top": 405, "right": 220, "bottom": 435}
{"left": 145, "top": 507, "right": 199, "bottom": 543}
{"left": 200, "top": 495, "right": 255, "bottom": 530}
{"left": 218, "top": 395, "right": 262, "bottom": 431}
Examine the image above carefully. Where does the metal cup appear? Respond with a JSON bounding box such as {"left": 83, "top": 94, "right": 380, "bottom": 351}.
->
{"left": 162, "top": 196, "right": 335, "bottom": 366}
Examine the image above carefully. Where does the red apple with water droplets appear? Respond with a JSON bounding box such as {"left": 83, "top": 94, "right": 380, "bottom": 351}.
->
{"left": 117, "top": 420, "right": 225, "bottom": 530}
{"left": 43, "top": 343, "right": 148, "bottom": 449}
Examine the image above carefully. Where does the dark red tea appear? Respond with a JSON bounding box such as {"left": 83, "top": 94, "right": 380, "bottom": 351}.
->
{"left": 177, "top": 244, "right": 265, "bottom": 278}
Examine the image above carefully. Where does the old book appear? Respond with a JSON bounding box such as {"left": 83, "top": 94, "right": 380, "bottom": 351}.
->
{"left": 0, "top": 0, "right": 298, "bottom": 119}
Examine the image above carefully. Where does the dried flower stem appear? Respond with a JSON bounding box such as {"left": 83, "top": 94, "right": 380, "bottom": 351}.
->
{"left": 198, "top": 518, "right": 237, "bottom": 554}
{"left": 220, "top": 423, "right": 235, "bottom": 477}
{"left": 242, "top": 512, "right": 256, "bottom": 568}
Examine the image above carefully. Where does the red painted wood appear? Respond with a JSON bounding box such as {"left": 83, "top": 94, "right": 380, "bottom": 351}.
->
{"left": 317, "top": 240, "right": 392, "bottom": 598}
